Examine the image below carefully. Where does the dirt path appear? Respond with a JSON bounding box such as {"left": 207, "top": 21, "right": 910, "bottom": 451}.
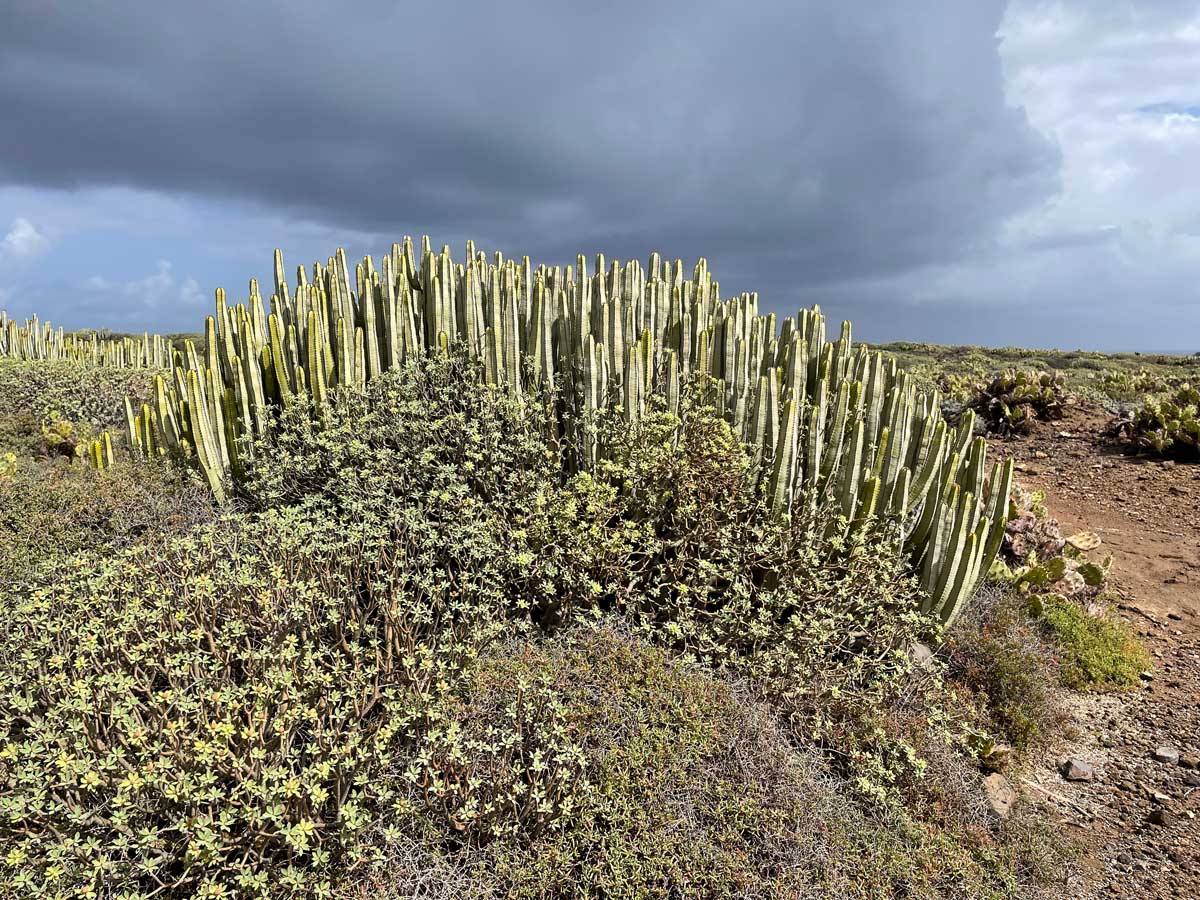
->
{"left": 998, "top": 403, "right": 1200, "bottom": 898}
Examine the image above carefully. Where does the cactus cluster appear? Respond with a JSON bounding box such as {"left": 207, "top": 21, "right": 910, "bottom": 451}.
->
{"left": 971, "top": 369, "right": 1067, "bottom": 435}
{"left": 0, "top": 311, "right": 172, "bottom": 368}
{"left": 1110, "top": 383, "right": 1200, "bottom": 458}
{"left": 86, "top": 237, "right": 1010, "bottom": 625}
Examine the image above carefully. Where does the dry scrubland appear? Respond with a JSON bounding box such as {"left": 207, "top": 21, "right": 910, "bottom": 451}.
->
{"left": 0, "top": 243, "right": 1189, "bottom": 899}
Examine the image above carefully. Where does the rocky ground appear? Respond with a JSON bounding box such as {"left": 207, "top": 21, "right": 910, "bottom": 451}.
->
{"left": 998, "top": 402, "right": 1200, "bottom": 898}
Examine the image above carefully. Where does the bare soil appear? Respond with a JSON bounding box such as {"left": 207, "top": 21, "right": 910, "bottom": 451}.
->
{"left": 995, "top": 402, "right": 1200, "bottom": 898}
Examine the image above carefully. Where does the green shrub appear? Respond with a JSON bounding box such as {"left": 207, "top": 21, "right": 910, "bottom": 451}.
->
{"left": 1, "top": 351, "right": 1070, "bottom": 898}
{"left": 1040, "top": 596, "right": 1151, "bottom": 691}
{"left": 240, "top": 354, "right": 634, "bottom": 631}
{"left": 354, "top": 626, "right": 1072, "bottom": 900}
{"left": 0, "top": 455, "right": 213, "bottom": 584}
{"left": 945, "top": 586, "right": 1064, "bottom": 751}
{"left": 0, "top": 503, "right": 519, "bottom": 898}
{"left": 0, "top": 359, "right": 157, "bottom": 436}
{"left": 596, "top": 396, "right": 932, "bottom": 750}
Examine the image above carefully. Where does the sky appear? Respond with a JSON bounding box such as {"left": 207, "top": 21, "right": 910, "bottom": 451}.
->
{"left": 0, "top": 0, "right": 1197, "bottom": 351}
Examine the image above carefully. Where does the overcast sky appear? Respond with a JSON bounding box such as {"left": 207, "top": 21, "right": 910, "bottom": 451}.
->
{"left": 1, "top": 1, "right": 1197, "bottom": 350}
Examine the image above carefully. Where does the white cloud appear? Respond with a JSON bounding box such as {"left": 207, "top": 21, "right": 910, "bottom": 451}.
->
{"left": 839, "top": 1, "right": 1200, "bottom": 348}
{"left": 82, "top": 261, "right": 206, "bottom": 309}
{"left": 1, "top": 217, "right": 51, "bottom": 259}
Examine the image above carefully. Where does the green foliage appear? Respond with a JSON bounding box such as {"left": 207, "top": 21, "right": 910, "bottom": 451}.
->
{"left": 0, "top": 455, "right": 213, "bottom": 585}
{"left": 971, "top": 369, "right": 1067, "bottom": 435}
{"left": 358, "top": 626, "right": 1065, "bottom": 900}
{"left": 0, "top": 504, "right": 518, "bottom": 898}
{"left": 595, "top": 396, "right": 934, "bottom": 747}
{"left": 240, "top": 354, "right": 630, "bottom": 630}
{"left": 945, "top": 588, "right": 1064, "bottom": 751}
{"left": 412, "top": 669, "right": 588, "bottom": 844}
{"left": 1040, "top": 596, "right": 1151, "bottom": 691}
{"left": 1111, "top": 382, "right": 1200, "bottom": 458}
{"left": 0, "top": 348, "right": 1064, "bottom": 898}
{"left": 87, "top": 238, "right": 1010, "bottom": 633}
{"left": 0, "top": 358, "right": 157, "bottom": 440}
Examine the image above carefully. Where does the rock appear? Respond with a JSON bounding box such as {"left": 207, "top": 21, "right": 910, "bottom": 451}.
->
{"left": 1116, "top": 851, "right": 1132, "bottom": 866}
{"left": 1154, "top": 747, "right": 1180, "bottom": 765}
{"left": 1183, "top": 771, "right": 1200, "bottom": 787}
{"left": 1060, "top": 758, "right": 1096, "bottom": 782}
{"left": 909, "top": 642, "right": 935, "bottom": 668}
{"left": 983, "top": 773, "right": 1017, "bottom": 820}
{"left": 1180, "top": 753, "right": 1199, "bottom": 770}
{"left": 1148, "top": 808, "right": 1174, "bottom": 827}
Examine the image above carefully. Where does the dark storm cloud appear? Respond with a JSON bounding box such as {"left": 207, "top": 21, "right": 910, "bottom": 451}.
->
{"left": 0, "top": 0, "right": 1058, "bottom": 309}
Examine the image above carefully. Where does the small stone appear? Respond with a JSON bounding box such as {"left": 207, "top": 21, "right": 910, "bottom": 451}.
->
{"left": 983, "top": 773, "right": 1017, "bottom": 820}
{"left": 1116, "top": 852, "right": 1132, "bottom": 866}
{"left": 1148, "top": 808, "right": 1173, "bottom": 827}
{"left": 909, "top": 642, "right": 935, "bottom": 668}
{"left": 1060, "top": 758, "right": 1096, "bottom": 782}
{"left": 1034, "top": 450, "right": 1048, "bottom": 459}
{"left": 1180, "top": 753, "right": 1199, "bottom": 769}
{"left": 1154, "top": 747, "right": 1180, "bottom": 765}
{"left": 1183, "top": 771, "right": 1200, "bottom": 787}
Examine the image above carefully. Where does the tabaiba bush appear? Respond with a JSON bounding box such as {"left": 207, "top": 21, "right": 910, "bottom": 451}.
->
{"left": 595, "top": 394, "right": 932, "bottom": 751}
{"left": 0, "top": 509, "right": 488, "bottom": 898}
{"left": 0, "top": 358, "right": 157, "bottom": 438}
{"left": 0, "top": 455, "right": 214, "bottom": 584}
{"left": 239, "top": 354, "right": 636, "bottom": 632}
{"left": 357, "top": 626, "right": 1072, "bottom": 900}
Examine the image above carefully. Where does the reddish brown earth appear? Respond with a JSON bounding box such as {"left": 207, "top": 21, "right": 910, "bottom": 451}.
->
{"left": 995, "top": 402, "right": 1200, "bottom": 898}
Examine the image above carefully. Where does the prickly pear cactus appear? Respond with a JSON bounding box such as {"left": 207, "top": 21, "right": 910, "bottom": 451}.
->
{"left": 971, "top": 369, "right": 1067, "bottom": 435}
{"left": 1110, "top": 383, "right": 1200, "bottom": 459}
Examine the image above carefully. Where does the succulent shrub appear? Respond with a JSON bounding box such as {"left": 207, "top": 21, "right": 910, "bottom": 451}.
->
{"left": 993, "top": 484, "right": 1111, "bottom": 603}
{"left": 1109, "top": 382, "right": 1200, "bottom": 459}
{"left": 360, "top": 626, "right": 1071, "bottom": 900}
{"left": 0, "top": 358, "right": 157, "bottom": 434}
{"left": 0, "top": 503, "right": 525, "bottom": 898}
{"left": 240, "top": 352, "right": 634, "bottom": 631}
{"left": 0, "top": 455, "right": 214, "bottom": 585}
{"left": 970, "top": 369, "right": 1067, "bottom": 435}
{"left": 593, "top": 395, "right": 934, "bottom": 750}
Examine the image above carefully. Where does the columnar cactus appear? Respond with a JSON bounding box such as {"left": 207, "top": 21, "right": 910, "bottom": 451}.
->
{"left": 6, "top": 236, "right": 1012, "bottom": 620}
{"left": 0, "top": 311, "right": 172, "bottom": 369}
